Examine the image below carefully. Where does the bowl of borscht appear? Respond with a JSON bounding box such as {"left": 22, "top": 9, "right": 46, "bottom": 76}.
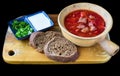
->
{"left": 58, "top": 2, "right": 120, "bottom": 56}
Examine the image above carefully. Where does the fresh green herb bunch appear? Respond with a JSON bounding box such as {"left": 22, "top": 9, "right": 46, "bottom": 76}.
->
{"left": 12, "top": 20, "right": 33, "bottom": 38}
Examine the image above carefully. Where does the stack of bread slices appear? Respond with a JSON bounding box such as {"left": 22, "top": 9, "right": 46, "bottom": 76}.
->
{"left": 29, "top": 31, "right": 79, "bottom": 62}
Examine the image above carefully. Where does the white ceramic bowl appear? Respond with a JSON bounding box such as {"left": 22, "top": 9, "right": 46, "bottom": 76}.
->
{"left": 58, "top": 2, "right": 113, "bottom": 47}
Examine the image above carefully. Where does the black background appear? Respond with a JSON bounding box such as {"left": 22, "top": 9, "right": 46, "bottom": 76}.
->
{"left": 0, "top": 0, "right": 120, "bottom": 74}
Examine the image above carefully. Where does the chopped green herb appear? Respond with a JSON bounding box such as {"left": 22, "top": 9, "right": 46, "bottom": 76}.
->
{"left": 12, "top": 20, "right": 33, "bottom": 38}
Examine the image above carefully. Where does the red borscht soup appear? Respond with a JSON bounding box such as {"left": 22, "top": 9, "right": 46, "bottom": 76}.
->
{"left": 64, "top": 10, "right": 105, "bottom": 37}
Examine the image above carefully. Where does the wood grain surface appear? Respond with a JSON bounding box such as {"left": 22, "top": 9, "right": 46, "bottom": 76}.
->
{"left": 2, "top": 14, "right": 111, "bottom": 64}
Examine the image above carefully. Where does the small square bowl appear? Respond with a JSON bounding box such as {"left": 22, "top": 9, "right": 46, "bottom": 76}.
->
{"left": 8, "top": 16, "right": 34, "bottom": 40}
{"left": 25, "top": 11, "right": 54, "bottom": 32}
{"left": 8, "top": 11, "right": 54, "bottom": 40}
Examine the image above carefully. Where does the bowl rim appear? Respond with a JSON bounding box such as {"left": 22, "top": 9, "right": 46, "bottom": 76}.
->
{"left": 58, "top": 2, "right": 113, "bottom": 40}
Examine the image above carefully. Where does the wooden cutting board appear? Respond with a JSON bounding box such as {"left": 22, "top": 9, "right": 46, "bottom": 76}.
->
{"left": 2, "top": 14, "right": 111, "bottom": 64}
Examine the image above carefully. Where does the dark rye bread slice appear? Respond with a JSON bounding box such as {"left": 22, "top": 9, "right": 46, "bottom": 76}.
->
{"left": 29, "top": 32, "right": 45, "bottom": 53}
{"left": 29, "top": 31, "right": 62, "bottom": 53}
{"left": 44, "top": 36, "right": 79, "bottom": 62}
{"left": 44, "top": 31, "right": 62, "bottom": 42}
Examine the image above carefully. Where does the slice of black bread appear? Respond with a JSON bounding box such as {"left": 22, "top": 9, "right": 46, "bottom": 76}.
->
{"left": 44, "top": 31, "right": 62, "bottom": 43}
{"left": 29, "top": 31, "right": 62, "bottom": 53}
{"left": 44, "top": 36, "right": 79, "bottom": 62}
{"left": 29, "top": 32, "right": 45, "bottom": 53}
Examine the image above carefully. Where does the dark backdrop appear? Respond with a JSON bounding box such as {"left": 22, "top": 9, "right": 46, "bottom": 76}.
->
{"left": 0, "top": 0, "right": 120, "bottom": 74}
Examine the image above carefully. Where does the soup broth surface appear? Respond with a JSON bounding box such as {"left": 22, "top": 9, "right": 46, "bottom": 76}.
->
{"left": 64, "top": 10, "right": 105, "bottom": 37}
